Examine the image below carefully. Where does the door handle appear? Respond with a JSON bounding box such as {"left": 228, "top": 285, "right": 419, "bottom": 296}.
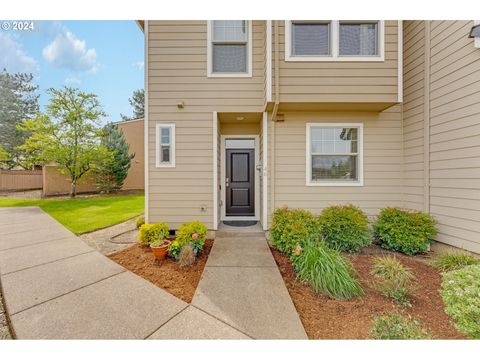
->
{"left": 225, "top": 177, "right": 230, "bottom": 187}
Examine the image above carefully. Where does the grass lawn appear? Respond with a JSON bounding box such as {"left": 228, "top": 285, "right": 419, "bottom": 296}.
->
{"left": 0, "top": 195, "right": 144, "bottom": 234}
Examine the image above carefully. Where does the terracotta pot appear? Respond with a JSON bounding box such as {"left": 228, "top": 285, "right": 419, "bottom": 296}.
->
{"left": 150, "top": 240, "right": 171, "bottom": 260}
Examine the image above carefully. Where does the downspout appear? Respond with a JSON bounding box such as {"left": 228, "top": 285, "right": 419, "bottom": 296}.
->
{"left": 270, "top": 20, "right": 280, "bottom": 219}
{"left": 424, "top": 21, "right": 431, "bottom": 213}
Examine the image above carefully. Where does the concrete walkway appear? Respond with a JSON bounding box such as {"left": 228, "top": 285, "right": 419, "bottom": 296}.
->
{"left": 0, "top": 207, "right": 249, "bottom": 339}
{"left": 192, "top": 224, "right": 307, "bottom": 339}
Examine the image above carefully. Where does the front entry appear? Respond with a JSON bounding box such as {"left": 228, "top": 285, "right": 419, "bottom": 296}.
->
{"left": 225, "top": 148, "right": 255, "bottom": 216}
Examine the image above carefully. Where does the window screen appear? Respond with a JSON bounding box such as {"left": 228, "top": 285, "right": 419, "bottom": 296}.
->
{"left": 339, "top": 23, "right": 378, "bottom": 56}
{"left": 211, "top": 20, "right": 248, "bottom": 74}
{"left": 292, "top": 23, "right": 330, "bottom": 56}
{"left": 212, "top": 44, "right": 247, "bottom": 73}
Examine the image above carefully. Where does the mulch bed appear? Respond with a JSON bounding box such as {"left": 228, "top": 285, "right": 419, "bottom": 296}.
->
{"left": 271, "top": 247, "right": 466, "bottom": 339}
{"left": 108, "top": 239, "right": 213, "bottom": 303}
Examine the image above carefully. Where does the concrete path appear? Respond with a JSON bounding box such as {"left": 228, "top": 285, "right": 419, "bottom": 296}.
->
{"left": 192, "top": 224, "right": 307, "bottom": 339}
{"left": 0, "top": 207, "right": 249, "bottom": 339}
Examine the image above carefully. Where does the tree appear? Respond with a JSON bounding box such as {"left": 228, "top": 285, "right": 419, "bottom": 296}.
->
{"left": 120, "top": 89, "right": 144, "bottom": 120}
{"left": 17, "top": 87, "right": 111, "bottom": 197}
{"left": 0, "top": 69, "right": 40, "bottom": 168}
{"left": 96, "top": 124, "right": 135, "bottom": 193}
{"left": 0, "top": 145, "right": 9, "bottom": 167}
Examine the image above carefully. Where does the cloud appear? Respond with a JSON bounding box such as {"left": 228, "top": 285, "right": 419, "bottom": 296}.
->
{"left": 134, "top": 60, "right": 144, "bottom": 70}
{"left": 0, "top": 33, "right": 38, "bottom": 74}
{"left": 65, "top": 76, "right": 81, "bottom": 85}
{"left": 42, "top": 29, "right": 98, "bottom": 73}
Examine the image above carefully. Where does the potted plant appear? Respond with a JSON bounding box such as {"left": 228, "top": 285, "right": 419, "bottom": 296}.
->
{"left": 150, "top": 238, "right": 171, "bottom": 260}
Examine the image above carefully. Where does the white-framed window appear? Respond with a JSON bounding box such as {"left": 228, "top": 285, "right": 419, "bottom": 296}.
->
{"left": 285, "top": 20, "right": 384, "bottom": 61}
{"left": 207, "top": 20, "right": 252, "bottom": 77}
{"left": 306, "top": 123, "right": 364, "bottom": 186}
{"left": 156, "top": 123, "right": 175, "bottom": 168}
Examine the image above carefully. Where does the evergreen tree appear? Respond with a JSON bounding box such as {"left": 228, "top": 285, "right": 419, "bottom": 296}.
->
{"left": 96, "top": 123, "right": 135, "bottom": 192}
{"left": 120, "top": 89, "right": 144, "bottom": 120}
{"left": 0, "top": 69, "right": 39, "bottom": 168}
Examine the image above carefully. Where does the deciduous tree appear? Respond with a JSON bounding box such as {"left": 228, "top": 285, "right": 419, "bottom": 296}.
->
{"left": 18, "top": 87, "right": 110, "bottom": 197}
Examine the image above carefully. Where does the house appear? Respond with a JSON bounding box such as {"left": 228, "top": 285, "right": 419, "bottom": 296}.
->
{"left": 115, "top": 118, "right": 145, "bottom": 190}
{"left": 140, "top": 20, "right": 480, "bottom": 254}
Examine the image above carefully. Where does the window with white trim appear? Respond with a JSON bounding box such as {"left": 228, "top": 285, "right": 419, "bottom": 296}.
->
{"left": 156, "top": 123, "right": 175, "bottom": 167}
{"left": 286, "top": 20, "right": 384, "bottom": 61}
{"left": 208, "top": 20, "right": 252, "bottom": 77}
{"left": 306, "top": 123, "right": 363, "bottom": 186}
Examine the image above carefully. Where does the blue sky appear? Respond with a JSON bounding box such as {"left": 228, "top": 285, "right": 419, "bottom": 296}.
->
{"left": 0, "top": 20, "right": 144, "bottom": 123}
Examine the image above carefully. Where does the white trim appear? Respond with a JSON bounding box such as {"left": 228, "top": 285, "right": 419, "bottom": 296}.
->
{"left": 207, "top": 21, "right": 253, "bottom": 78}
{"left": 212, "top": 112, "right": 218, "bottom": 230}
{"left": 155, "top": 123, "right": 176, "bottom": 168}
{"left": 144, "top": 20, "right": 149, "bottom": 223}
{"left": 305, "top": 123, "right": 364, "bottom": 187}
{"left": 266, "top": 20, "right": 272, "bottom": 102}
{"left": 285, "top": 20, "right": 385, "bottom": 62}
{"left": 262, "top": 112, "right": 268, "bottom": 230}
{"left": 397, "top": 20, "right": 403, "bottom": 102}
{"left": 220, "top": 135, "right": 260, "bottom": 221}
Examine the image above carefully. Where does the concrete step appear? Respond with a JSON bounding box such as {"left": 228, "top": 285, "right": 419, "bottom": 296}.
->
{"left": 215, "top": 231, "right": 266, "bottom": 238}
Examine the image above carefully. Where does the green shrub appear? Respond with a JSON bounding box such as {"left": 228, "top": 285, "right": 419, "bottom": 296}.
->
{"left": 138, "top": 222, "right": 169, "bottom": 245}
{"left": 270, "top": 207, "right": 320, "bottom": 255}
{"left": 371, "top": 256, "right": 416, "bottom": 306}
{"left": 169, "top": 220, "right": 208, "bottom": 259}
{"left": 291, "top": 240, "right": 364, "bottom": 300}
{"left": 373, "top": 207, "right": 437, "bottom": 255}
{"left": 432, "top": 252, "right": 480, "bottom": 272}
{"left": 319, "top": 204, "right": 371, "bottom": 252}
{"left": 441, "top": 264, "right": 480, "bottom": 339}
{"left": 370, "top": 313, "right": 431, "bottom": 339}
{"left": 136, "top": 216, "right": 145, "bottom": 229}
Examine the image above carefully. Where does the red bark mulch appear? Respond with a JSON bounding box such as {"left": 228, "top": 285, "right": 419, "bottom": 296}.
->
{"left": 108, "top": 239, "right": 213, "bottom": 303}
{"left": 271, "top": 247, "right": 466, "bottom": 339}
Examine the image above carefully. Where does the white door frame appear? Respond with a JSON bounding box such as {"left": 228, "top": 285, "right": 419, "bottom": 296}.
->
{"left": 220, "top": 134, "right": 260, "bottom": 221}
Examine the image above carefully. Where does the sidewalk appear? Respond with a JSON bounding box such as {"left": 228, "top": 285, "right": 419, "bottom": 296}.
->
{"left": 0, "top": 207, "right": 248, "bottom": 339}
{"left": 192, "top": 224, "right": 307, "bottom": 339}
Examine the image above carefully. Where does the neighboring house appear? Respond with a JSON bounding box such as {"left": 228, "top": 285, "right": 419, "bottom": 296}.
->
{"left": 116, "top": 118, "right": 145, "bottom": 190}
{"left": 139, "top": 20, "right": 480, "bottom": 254}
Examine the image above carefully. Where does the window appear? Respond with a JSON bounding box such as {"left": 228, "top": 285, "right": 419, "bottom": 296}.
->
{"left": 292, "top": 21, "right": 330, "bottom": 56}
{"left": 156, "top": 123, "right": 175, "bottom": 167}
{"left": 339, "top": 22, "right": 378, "bottom": 56}
{"left": 208, "top": 20, "right": 252, "bottom": 77}
{"left": 285, "top": 20, "right": 384, "bottom": 61}
{"left": 306, "top": 123, "right": 363, "bottom": 186}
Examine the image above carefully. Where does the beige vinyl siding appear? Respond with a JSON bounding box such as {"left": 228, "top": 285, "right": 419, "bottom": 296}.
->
{"left": 402, "top": 21, "right": 425, "bottom": 210}
{"left": 147, "top": 21, "right": 266, "bottom": 229}
{"left": 273, "top": 20, "right": 399, "bottom": 104}
{"left": 271, "top": 107, "right": 403, "bottom": 216}
{"left": 428, "top": 20, "right": 480, "bottom": 253}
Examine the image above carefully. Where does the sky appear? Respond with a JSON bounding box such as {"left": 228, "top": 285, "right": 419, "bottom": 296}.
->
{"left": 0, "top": 20, "right": 144, "bottom": 123}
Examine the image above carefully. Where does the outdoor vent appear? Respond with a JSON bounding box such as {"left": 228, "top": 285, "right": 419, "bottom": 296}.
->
{"left": 469, "top": 23, "right": 480, "bottom": 48}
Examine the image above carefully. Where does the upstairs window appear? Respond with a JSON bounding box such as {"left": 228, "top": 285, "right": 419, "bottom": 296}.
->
{"left": 286, "top": 20, "right": 384, "bottom": 61}
{"left": 208, "top": 20, "right": 252, "bottom": 77}
{"left": 339, "top": 22, "right": 378, "bottom": 56}
{"left": 156, "top": 123, "right": 175, "bottom": 168}
{"left": 292, "top": 21, "right": 331, "bottom": 56}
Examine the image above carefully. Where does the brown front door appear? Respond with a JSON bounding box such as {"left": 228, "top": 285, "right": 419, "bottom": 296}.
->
{"left": 225, "top": 149, "right": 255, "bottom": 216}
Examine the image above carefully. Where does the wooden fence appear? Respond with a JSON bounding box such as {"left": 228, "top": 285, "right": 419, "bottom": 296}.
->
{"left": 0, "top": 170, "right": 43, "bottom": 191}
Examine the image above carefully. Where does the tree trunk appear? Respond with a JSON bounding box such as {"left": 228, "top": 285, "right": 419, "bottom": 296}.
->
{"left": 70, "top": 180, "right": 77, "bottom": 198}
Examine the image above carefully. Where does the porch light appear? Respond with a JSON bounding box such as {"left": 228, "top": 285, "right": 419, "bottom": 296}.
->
{"left": 469, "top": 24, "right": 480, "bottom": 38}
{"left": 236, "top": 116, "right": 244, "bottom": 121}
